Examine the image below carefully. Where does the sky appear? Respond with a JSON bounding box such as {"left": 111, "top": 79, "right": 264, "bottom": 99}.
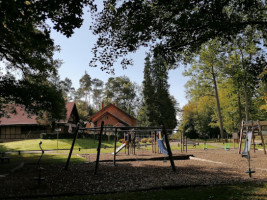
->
{"left": 50, "top": 9, "right": 190, "bottom": 108}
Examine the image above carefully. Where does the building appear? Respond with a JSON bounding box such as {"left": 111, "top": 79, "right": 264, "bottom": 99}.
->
{"left": 0, "top": 102, "right": 79, "bottom": 140}
{"left": 86, "top": 103, "right": 137, "bottom": 128}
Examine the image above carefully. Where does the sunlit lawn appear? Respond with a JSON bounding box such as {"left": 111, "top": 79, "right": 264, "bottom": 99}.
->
{"left": 0, "top": 138, "right": 120, "bottom": 152}
{"left": 1, "top": 138, "right": 266, "bottom": 157}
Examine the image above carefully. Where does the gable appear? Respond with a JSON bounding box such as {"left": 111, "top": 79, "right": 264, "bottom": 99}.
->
{"left": 89, "top": 104, "right": 137, "bottom": 127}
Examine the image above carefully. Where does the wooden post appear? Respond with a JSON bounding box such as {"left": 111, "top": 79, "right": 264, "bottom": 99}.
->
{"left": 238, "top": 121, "right": 244, "bottom": 154}
{"left": 162, "top": 125, "right": 176, "bottom": 172}
{"left": 253, "top": 134, "right": 256, "bottom": 153}
{"left": 94, "top": 121, "right": 104, "bottom": 175}
{"left": 65, "top": 123, "right": 79, "bottom": 170}
{"left": 185, "top": 136, "right": 187, "bottom": 153}
{"left": 113, "top": 128, "right": 118, "bottom": 166}
{"left": 180, "top": 133, "right": 182, "bottom": 153}
{"left": 259, "top": 121, "right": 266, "bottom": 155}
{"left": 154, "top": 131, "right": 157, "bottom": 154}
{"left": 134, "top": 136, "right": 136, "bottom": 155}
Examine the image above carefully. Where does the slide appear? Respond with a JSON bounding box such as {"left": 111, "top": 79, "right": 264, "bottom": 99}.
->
{"left": 112, "top": 143, "right": 126, "bottom": 155}
{"left": 157, "top": 139, "right": 168, "bottom": 155}
{"left": 242, "top": 131, "right": 253, "bottom": 158}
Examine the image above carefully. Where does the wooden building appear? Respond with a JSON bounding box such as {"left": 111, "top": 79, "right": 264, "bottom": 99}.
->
{"left": 86, "top": 103, "right": 137, "bottom": 128}
{"left": 0, "top": 102, "right": 79, "bottom": 140}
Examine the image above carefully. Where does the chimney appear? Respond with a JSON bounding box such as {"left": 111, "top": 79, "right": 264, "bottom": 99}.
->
{"left": 102, "top": 102, "right": 104, "bottom": 109}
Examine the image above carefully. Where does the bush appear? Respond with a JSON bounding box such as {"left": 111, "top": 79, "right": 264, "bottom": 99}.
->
{"left": 148, "top": 138, "right": 153, "bottom": 143}
{"left": 141, "top": 138, "right": 148, "bottom": 143}
{"left": 40, "top": 133, "right": 46, "bottom": 139}
{"left": 119, "top": 139, "right": 125, "bottom": 143}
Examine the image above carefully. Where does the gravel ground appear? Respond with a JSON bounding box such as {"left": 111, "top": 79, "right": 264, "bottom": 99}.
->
{"left": 1, "top": 148, "right": 267, "bottom": 199}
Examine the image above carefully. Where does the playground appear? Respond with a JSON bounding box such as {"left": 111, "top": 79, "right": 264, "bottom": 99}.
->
{"left": 1, "top": 121, "right": 267, "bottom": 199}
{"left": 1, "top": 142, "right": 267, "bottom": 199}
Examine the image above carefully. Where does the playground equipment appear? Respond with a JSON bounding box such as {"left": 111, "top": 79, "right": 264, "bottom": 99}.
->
{"left": 238, "top": 120, "right": 266, "bottom": 155}
{"left": 112, "top": 143, "right": 126, "bottom": 155}
{"left": 202, "top": 143, "right": 208, "bottom": 150}
{"left": 232, "top": 132, "right": 239, "bottom": 149}
{"left": 238, "top": 120, "right": 267, "bottom": 177}
{"left": 224, "top": 143, "right": 230, "bottom": 151}
{"left": 34, "top": 141, "right": 45, "bottom": 185}
{"left": 242, "top": 131, "right": 255, "bottom": 177}
{"left": 157, "top": 138, "right": 168, "bottom": 155}
{"left": 180, "top": 133, "right": 187, "bottom": 152}
{"left": 65, "top": 122, "right": 176, "bottom": 173}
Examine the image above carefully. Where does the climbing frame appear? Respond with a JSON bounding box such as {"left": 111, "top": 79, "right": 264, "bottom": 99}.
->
{"left": 238, "top": 120, "right": 266, "bottom": 155}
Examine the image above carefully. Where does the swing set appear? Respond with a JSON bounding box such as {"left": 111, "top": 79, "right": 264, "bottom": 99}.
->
{"left": 64, "top": 122, "right": 177, "bottom": 174}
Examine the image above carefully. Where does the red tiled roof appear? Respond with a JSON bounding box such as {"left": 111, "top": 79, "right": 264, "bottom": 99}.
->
{"left": 0, "top": 102, "right": 77, "bottom": 126}
{"left": 0, "top": 105, "right": 38, "bottom": 126}
{"left": 58, "top": 102, "right": 76, "bottom": 124}
{"left": 88, "top": 103, "right": 136, "bottom": 121}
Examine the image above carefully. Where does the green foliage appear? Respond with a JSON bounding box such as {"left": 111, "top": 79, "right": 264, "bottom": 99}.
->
{"left": 1, "top": 74, "right": 66, "bottom": 120}
{"left": 91, "top": 78, "right": 104, "bottom": 109}
{"left": 181, "top": 30, "right": 267, "bottom": 138}
{"left": 90, "top": 0, "right": 266, "bottom": 72}
{"left": 0, "top": 0, "right": 96, "bottom": 119}
{"left": 141, "top": 138, "right": 148, "bottom": 143}
{"left": 142, "top": 55, "right": 177, "bottom": 129}
{"left": 103, "top": 76, "right": 139, "bottom": 116}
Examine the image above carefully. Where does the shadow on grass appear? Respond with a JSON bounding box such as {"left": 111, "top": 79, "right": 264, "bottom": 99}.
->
{"left": 0, "top": 153, "right": 85, "bottom": 173}
{"left": 0, "top": 144, "right": 8, "bottom": 152}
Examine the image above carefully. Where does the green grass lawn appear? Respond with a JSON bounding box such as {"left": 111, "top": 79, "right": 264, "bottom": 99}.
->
{"left": 36, "top": 182, "right": 267, "bottom": 200}
{"left": 0, "top": 138, "right": 118, "bottom": 151}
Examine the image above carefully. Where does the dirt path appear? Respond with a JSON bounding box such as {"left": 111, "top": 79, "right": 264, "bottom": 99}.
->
{"left": 1, "top": 149, "right": 267, "bottom": 199}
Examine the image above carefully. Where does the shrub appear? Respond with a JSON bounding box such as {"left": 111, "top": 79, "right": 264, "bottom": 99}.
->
{"left": 141, "top": 138, "right": 148, "bottom": 143}
{"left": 148, "top": 138, "right": 153, "bottom": 143}
{"left": 119, "top": 139, "right": 125, "bottom": 143}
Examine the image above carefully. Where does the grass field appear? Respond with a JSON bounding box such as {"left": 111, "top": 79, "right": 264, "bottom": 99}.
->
{"left": 0, "top": 138, "right": 227, "bottom": 152}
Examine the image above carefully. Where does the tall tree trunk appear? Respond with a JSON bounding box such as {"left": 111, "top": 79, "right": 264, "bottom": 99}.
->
{"left": 237, "top": 93, "right": 243, "bottom": 123}
{"left": 211, "top": 65, "right": 225, "bottom": 139}
{"left": 243, "top": 83, "right": 249, "bottom": 121}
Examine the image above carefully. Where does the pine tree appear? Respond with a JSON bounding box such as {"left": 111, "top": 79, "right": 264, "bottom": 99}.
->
{"left": 143, "top": 55, "right": 177, "bottom": 129}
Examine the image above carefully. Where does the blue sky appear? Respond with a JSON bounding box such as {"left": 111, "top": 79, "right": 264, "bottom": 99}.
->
{"left": 50, "top": 10, "right": 190, "bottom": 108}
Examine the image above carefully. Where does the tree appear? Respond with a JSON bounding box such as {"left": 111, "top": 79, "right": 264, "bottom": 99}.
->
{"left": 223, "top": 29, "right": 267, "bottom": 121}
{"left": 103, "top": 76, "right": 138, "bottom": 116}
{"left": 184, "top": 40, "right": 226, "bottom": 139}
{"left": 0, "top": 73, "right": 66, "bottom": 120}
{"left": 75, "top": 99, "right": 96, "bottom": 123}
{"left": 90, "top": 0, "right": 266, "bottom": 72}
{"left": 143, "top": 55, "right": 177, "bottom": 129}
{"left": 60, "top": 78, "right": 75, "bottom": 101}
{"left": 0, "top": 0, "right": 95, "bottom": 118}
{"left": 79, "top": 71, "right": 92, "bottom": 106}
{"left": 91, "top": 78, "right": 104, "bottom": 109}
